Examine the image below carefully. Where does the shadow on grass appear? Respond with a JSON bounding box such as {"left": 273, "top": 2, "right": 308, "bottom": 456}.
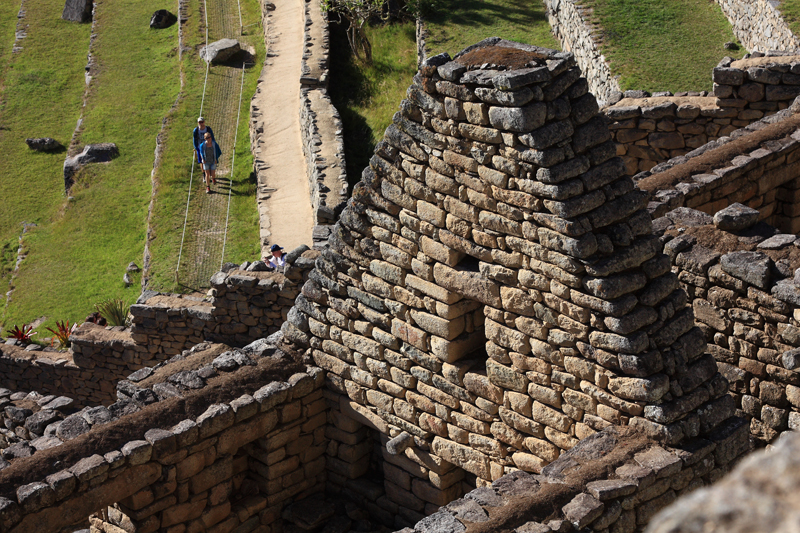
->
{"left": 327, "top": 22, "right": 379, "bottom": 188}
{"left": 425, "top": 0, "right": 549, "bottom": 30}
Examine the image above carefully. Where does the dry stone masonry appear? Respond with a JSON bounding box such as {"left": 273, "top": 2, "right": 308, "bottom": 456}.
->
{"left": 544, "top": 0, "right": 621, "bottom": 106}
{"left": 399, "top": 426, "right": 748, "bottom": 533}
{"left": 658, "top": 205, "right": 800, "bottom": 445}
{"left": 632, "top": 93, "right": 800, "bottom": 233}
{"left": 603, "top": 53, "right": 800, "bottom": 176}
{"left": 0, "top": 340, "right": 327, "bottom": 533}
{"left": 714, "top": 0, "right": 800, "bottom": 53}
{"left": 283, "top": 38, "right": 747, "bottom": 509}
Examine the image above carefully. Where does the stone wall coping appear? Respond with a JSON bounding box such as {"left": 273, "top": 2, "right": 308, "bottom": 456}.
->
{"left": 0, "top": 341, "right": 322, "bottom": 524}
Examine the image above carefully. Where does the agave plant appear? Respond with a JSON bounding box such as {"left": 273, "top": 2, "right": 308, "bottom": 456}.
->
{"left": 95, "top": 298, "right": 131, "bottom": 327}
{"left": 5, "top": 324, "right": 37, "bottom": 343}
{"left": 46, "top": 320, "right": 76, "bottom": 349}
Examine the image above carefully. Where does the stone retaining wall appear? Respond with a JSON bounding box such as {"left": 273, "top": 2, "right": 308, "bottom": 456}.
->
{"left": 544, "top": 0, "right": 620, "bottom": 106}
{"left": 604, "top": 55, "right": 800, "bottom": 177}
{"left": 130, "top": 248, "right": 318, "bottom": 353}
{"left": 632, "top": 97, "right": 800, "bottom": 234}
{"left": 283, "top": 38, "right": 740, "bottom": 503}
{"left": 0, "top": 325, "right": 163, "bottom": 408}
{"left": 0, "top": 342, "right": 327, "bottom": 533}
{"left": 299, "top": 0, "right": 348, "bottom": 247}
{"left": 658, "top": 206, "right": 800, "bottom": 445}
{"left": 715, "top": 0, "right": 800, "bottom": 53}
{"left": 399, "top": 425, "right": 749, "bottom": 533}
{"left": 0, "top": 251, "right": 316, "bottom": 408}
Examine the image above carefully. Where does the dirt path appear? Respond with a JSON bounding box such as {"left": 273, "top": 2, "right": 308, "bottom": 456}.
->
{"left": 252, "top": 0, "right": 313, "bottom": 255}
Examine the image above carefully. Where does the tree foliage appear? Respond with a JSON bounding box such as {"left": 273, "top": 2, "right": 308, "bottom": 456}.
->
{"left": 321, "top": 0, "right": 387, "bottom": 63}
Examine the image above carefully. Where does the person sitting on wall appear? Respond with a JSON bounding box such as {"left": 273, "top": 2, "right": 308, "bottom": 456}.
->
{"left": 264, "top": 244, "right": 286, "bottom": 270}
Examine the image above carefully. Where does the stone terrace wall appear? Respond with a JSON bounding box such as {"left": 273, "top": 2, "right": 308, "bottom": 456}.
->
{"left": 0, "top": 324, "right": 166, "bottom": 408}
{"left": 633, "top": 98, "right": 800, "bottom": 233}
{"left": 544, "top": 0, "right": 621, "bottom": 106}
{"left": 604, "top": 54, "right": 800, "bottom": 176}
{"left": 715, "top": 0, "right": 800, "bottom": 53}
{"left": 658, "top": 206, "right": 800, "bottom": 445}
{"left": 130, "top": 248, "right": 318, "bottom": 356}
{"left": 0, "top": 251, "right": 316, "bottom": 408}
{"left": 284, "top": 38, "right": 742, "bottom": 501}
{"left": 646, "top": 429, "right": 800, "bottom": 533}
{"left": 299, "top": 0, "right": 348, "bottom": 247}
{"left": 0, "top": 342, "right": 327, "bottom": 533}
{"left": 399, "top": 426, "right": 749, "bottom": 533}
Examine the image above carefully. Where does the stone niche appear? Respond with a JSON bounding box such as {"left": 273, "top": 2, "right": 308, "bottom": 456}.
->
{"left": 285, "top": 36, "right": 746, "bottom": 513}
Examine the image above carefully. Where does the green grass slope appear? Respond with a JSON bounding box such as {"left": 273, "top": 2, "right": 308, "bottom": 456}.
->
{"left": 585, "top": 0, "right": 745, "bottom": 92}
{"left": 424, "top": 0, "right": 559, "bottom": 55}
{"left": 0, "top": 1, "right": 92, "bottom": 329}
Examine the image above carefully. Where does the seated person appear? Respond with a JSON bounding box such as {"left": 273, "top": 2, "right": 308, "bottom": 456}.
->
{"left": 264, "top": 244, "right": 286, "bottom": 270}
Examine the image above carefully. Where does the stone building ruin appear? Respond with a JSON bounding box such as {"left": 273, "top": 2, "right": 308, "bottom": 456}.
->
{"left": 7, "top": 37, "right": 800, "bottom": 533}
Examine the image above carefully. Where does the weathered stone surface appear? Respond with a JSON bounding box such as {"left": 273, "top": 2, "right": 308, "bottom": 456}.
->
{"left": 713, "top": 203, "right": 760, "bottom": 231}
{"left": 200, "top": 39, "right": 242, "bottom": 64}
{"left": 720, "top": 251, "right": 771, "bottom": 289}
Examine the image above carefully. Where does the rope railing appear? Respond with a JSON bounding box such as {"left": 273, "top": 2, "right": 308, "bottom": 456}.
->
{"left": 175, "top": 0, "right": 211, "bottom": 285}
{"left": 220, "top": 62, "right": 247, "bottom": 270}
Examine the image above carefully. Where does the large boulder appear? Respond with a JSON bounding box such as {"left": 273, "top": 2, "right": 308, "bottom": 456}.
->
{"left": 25, "top": 138, "right": 62, "bottom": 152}
{"left": 200, "top": 39, "right": 241, "bottom": 64}
{"left": 150, "top": 9, "right": 177, "bottom": 29}
{"left": 63, "top": 143, "right": 119, "bottom": 188}
{"left": 62, "top": 0, "right": 92, "bottom": 22}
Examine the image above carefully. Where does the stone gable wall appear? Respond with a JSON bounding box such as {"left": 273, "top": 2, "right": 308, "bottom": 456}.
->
{"left": 658, "top": 207, "right": 800, "bottom": 445}
{"left": 282, "top": 39, "right": 740, "bottom": 500}
{"left": 715, "top": 0, "right": 800, "bottom": 53}
{"left": 0, "top": 343, "right": 327, "bottom": 533}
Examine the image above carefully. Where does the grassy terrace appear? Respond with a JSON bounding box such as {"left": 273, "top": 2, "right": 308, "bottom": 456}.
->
{"left": 424, "top": 0, "right": 559, "bottom": 55}
{"left": 583, "top": 0, "right": 745, "bottom": 92}
{"left": 330, "top": 0, "right": 558, "bottom": 181}
{"left": 0, "top": 1, "right": 93, "bottom": 330}
{"left": 145, "top": 0, "right": 263, "bottom": 292}
{"left": 779, "top": 0, "right": 800, "bottom": 39}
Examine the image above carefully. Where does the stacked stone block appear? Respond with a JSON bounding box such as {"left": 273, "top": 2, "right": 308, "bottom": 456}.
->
{"left": 131, "top": 249, "right": 317, "bottom": 355}
{"left": 715, "top": 0, "right": 800, "bottom": 53}
{"left": 0, "top": 324, "right": 149, "bottom": 407}
{"left": 299, "top": 0, "right": 348, "bottom": 236}
{"left": 659, "top": 205, "right": 800, "bottom": 445}
{"left": 0, "top": 344, "right": 328, "bottom": 533}
{"left": 284, "top": 38, "right": 741, "bottom": 496}
{"left": 635, "top": 106, "right": 800, "bottom": 234}
{"left": 544, "top": 0, "right": 621, "bottom": 106}
{"left": 604, "top": 54, "right": 800, "bottom": 176}
{"left": 398, "top": 426, "right": 748, "bottom": 533}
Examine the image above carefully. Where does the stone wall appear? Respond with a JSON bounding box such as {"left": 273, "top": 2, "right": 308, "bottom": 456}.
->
{"left": 399, "top": 426, "right": 749, "bottom": 533}
{"left": 283, "top": 38, "right": 741, "bottom": 502}
{"left": 0, "top": 251, "right": 316, "bottom": 408}
{"left": 0, "top": 325, "right": 161, "bottom": 407}
{"left": 604, "top": 54, "right": 800, "bottom": 176}
{"left": 632, "top": 96, "right": 800, "bottom": 234}
{"left": 715, "top": 0, "right": 800, "bottom": 53}
{"left": 658, "top": 205, "right": 800, "bottom": 445}
{"left": 646, "top": 429, "right": 800, "bottom": 533}
{"left": 544, "top": 0, "right": 621, "bottom": 106}
{"left": 299, "top": 0, "right": 348, "bottom": 246}
{"left": 131, "top": 248, "right": 317, "bottom": 352}
{"left": 0, "top": 341, "right": 327, "bottom": 533}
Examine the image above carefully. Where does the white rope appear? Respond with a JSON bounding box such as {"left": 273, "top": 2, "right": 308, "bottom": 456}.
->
{"left": 176, "top": 0, "right": 211, "bottom": 281}
{"left": 220, "top": 62, "right": 247, "bottom": 270}
{"left": 237, "top": 0, "right": 243, "bottom": 34}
